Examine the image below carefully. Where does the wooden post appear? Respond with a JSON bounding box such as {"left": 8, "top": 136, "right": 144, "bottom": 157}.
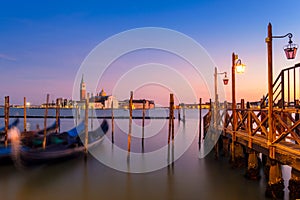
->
{"left": 245, "top": 150, "right": 261, "bottom": 180}
{"left": 128, "top": 91, "right": 133, "bottom": 152}
{"left": 240, "top": 99, "right": 245, "bottom": 129}
{"left": 288, "top": 168, "right": 300, "bottom": 199}
{"left": 75, "top": 104, "right": 79, "bottom": 126}
{"left": 23, "top": 97, "right": 27, "bottom": 132}
{"left": 55, "top": 98, "right": 60, "bottom": 133}
{"left": 142, "top": 100, "right": 145, "bottom": 151}
{"left": 266, "top": 23, "right": 275, "bottom": 159}
{"left": 241, "top": 99, "right": 245, "bottom": 109}
{"left": 266, "top": 160, "right": 284, "bottom": 199}
{"left": 111, "top": 100, "right": 114, "bottom": 143}
{"left": 42, "top": 94, "right": 49, "bottom": 149}
{"left": 296, "top": 110, "right": 299, "bottom": 135}
{"left": 178, "top": 104, "right": 181, "bottom": 121}
{"left": 91, "top": 105, "right": 94, "bottom": 131}
{"left": 168, "top": 97, "right": 171, "bottom": 144}
{"left": 171, "top": 97, "right": 174, "bottom": 141}
{"left": 84, "top": 94, "right": 89, "bottom": 154}
{"left": 199, "top": 98, "right": 202, "bottom": 146}
{"left": 168, "top": 94, "right": 174, "bottom": 143}
{"left": 4, "top": 96, "right": 9, "bottom": 147}
{"left": 129, "top": 91, "right": 133, "bottom": 120}
{"left": 247, "top": 108, "right": 252, "bottom": 148}
{"left": 246, "top": 101, "right": 250, "bottom": 109}
{"left": 182, "top": 103, "right": 186, "bottom": 122}
{"left": 231, "top": 52, "right": 237, "bottom": 162}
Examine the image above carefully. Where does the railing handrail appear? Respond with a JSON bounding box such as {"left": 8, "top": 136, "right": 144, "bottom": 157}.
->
{"left": 261, "top": 63, "right": 300, "bottom": 108}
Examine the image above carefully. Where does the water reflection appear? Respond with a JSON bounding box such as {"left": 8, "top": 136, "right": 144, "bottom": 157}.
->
{"left": 8, "top": 127, "right": 23, "bottom": 170}
{"left": 0, "top": 110, "right": 295, "bottom": 199}
{"left": 167, "top": 141, "right": 175, "bottom": 175}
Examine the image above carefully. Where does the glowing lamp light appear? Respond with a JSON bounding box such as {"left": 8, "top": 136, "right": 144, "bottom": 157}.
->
{"left": 235, "top": 63, "right": 246, "bottom": 74}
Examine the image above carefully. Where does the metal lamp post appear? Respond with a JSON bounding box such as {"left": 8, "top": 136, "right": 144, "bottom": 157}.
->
{"left": 265, "top": 22, "right": 298, "bottom": 158}
{"left": 214, "top": 67, "right": 228, "bottom": 106}
{"left": 214, "top": 67, "right": 228, "bottom": 130}
{"left": 213, "top": 67, "right": 228, "bottom": 159}
{"left": 231, "top": 52, "right": 246, "bottom": 162}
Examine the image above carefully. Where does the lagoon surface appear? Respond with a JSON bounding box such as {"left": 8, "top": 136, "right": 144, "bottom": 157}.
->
{"left": 0, "top": 109, "right": 292, "bottom": 200}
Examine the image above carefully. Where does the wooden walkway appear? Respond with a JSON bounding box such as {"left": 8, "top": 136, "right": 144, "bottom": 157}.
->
{"left": 214, "top": 106, "right": 300, "bottom": 170}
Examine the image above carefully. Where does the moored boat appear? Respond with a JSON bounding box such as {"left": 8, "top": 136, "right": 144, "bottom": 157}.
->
{"left": 19, "top": 120, "right": 108, "bottom": 165}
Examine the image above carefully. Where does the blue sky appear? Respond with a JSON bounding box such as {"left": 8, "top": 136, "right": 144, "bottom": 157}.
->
{"left": 1, "top": 0, "right": 300, "bottom": 105}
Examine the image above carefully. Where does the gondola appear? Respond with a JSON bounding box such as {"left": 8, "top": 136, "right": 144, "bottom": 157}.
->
{"left": 0, "top": 119, "right": 61, "bottom": 164}
{"left": 20, "top": 119, "right": 108, "bottom": 165}
{"left": 21, "top": 119, "right": 61, "bottom": 147}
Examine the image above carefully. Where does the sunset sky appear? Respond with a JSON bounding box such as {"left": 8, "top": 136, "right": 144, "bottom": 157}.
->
{"left": 1, "top": 0, "right": 300, "bottom": 106}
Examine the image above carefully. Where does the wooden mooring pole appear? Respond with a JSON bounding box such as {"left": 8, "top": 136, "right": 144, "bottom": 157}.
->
{"left": 75, "top": 104, "right": 79, "bottom": 126}
{"left": 128, "top": 91, "right": 133, "bottom": 152}
{"left": 4, "top": 96, "right": 9, "bottom": 147}
{"left": 111, "top": 100, "right": 114, "bottom": 143}
{"left": 172, "top": 97, "right": 174, "bottom": 141}
{"left": 55, "top": 98, "right": 60, "bottom": 133}
{"left": 91, "top": 105, "right": 94, "bottom": 131}
{"left": 199, "top": 98, "right": 202, "bottom": 146}
{"left": 142, "top": 100, "right": 145, "bottom": 151}
{"left": 42, "top": 94, "right": 49, "bottom": 149}
{"left": 84, "top": 94, "right": 89, "bottom": 155}
{"left": 168, "top": 94, "right": 174, "bottom": 143}
{"left": 178, "top": 104, "right": 181, "bottom": 121}
{"left": 23, "top": 97, "right": 27, "bottom": 133}
{"left": 182, "top": 103, "right": 186, "bottom": 122}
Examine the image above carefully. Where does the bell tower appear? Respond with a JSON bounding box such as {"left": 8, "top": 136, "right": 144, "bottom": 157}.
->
{"left": 80, "top": 74, "right": 86, "bottom": 101}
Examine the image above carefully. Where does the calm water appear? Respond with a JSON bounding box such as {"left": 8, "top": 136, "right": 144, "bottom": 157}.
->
{"left": 0, "top": 109, "right": 292, "bottom": 200}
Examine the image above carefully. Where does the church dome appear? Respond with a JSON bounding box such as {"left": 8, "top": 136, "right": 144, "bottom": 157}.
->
{"left": 100, "top": 89, "right": 107, "bottom": 97}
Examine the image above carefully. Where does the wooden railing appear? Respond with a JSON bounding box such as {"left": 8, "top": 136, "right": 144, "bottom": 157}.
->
{"left": 262, "top": 63, "right": 300, "bottom": 108}
{"left": 214, "top": 106, "right": 300, "bottom": 154}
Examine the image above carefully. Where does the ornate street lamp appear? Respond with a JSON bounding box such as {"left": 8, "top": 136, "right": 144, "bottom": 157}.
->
{"left": 214, "top": 67, "right": 228, "bottom": 105}
{"left": 265, "top": 23, "right": 297, "bottom": 158}
{"left": 231, "top": 52, "right": 245, "bottom": 162}
{"left": 235, "top": 59, "right": 246, "bottom": 74}
{"left": 213, "top": 67, "right": 228, "bottom": 135}
{"left": 223, "top": 73, "right": 229, "bottom": 85}
{"left": 283, "top": 35, "right": 298, "bottom": 59}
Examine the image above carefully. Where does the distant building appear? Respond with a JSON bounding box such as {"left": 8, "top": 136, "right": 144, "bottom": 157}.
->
{"left": 77, "top": 76, "right": 119, "bottom": 109}
{"left": 119, "top": 99, "right": 155, "bottom": 109}
{"left": 133, "top": 99, "right": 155, "bottom": 109}
{"left": 80, "top": 75, "right": 86, "bottom": 101}
{"left": 40, "top": 98, "right": 73, "bottom": 108}
{"left": 90, "top": 89, "right": 119, "bottom": 109}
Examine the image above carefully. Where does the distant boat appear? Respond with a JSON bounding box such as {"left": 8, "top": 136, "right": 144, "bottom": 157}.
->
{"left": 19, "top": 120, "right": 108, "bottom": 165}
